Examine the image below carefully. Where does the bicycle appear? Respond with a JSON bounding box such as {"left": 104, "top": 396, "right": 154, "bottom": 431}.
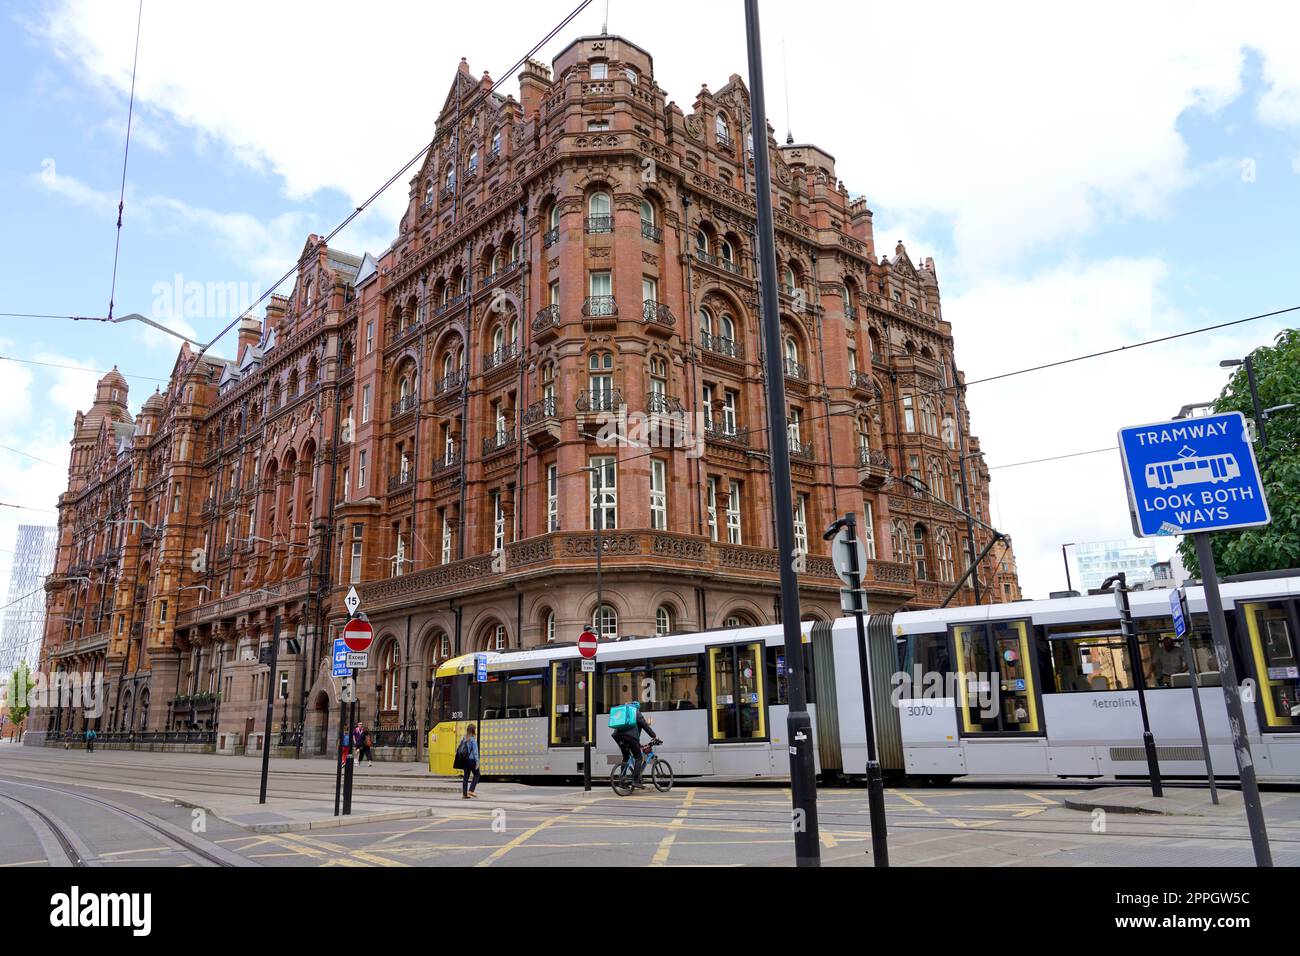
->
{"left": 610, "top": 739, "right": 673, "bottom": 796}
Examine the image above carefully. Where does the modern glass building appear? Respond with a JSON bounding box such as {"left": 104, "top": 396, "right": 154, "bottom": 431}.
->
{"left": 0, "top": 525, "right": 57, "bottom": 678}
{"left": 1074, "top": 538, "right": 1159, "bottom": 593}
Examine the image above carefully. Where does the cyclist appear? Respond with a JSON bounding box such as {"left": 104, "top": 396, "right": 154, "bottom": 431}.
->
{"left": 609, "top": 699, "right": 661, "bottom": 790}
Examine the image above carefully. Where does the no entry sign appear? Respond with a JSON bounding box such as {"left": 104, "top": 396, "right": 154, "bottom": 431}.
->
{"left": 343, "top": 617, "right": 373, "bottom": 653}
{"left": 578, "top": 628, "right": 598, "bottom": 660}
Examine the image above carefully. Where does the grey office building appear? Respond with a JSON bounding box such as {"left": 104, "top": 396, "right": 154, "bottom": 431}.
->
{"left": 0, "top": 525, "right": 57, "bottom": 678}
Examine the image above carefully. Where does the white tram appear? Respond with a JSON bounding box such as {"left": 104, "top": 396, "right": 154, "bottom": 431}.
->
{"left": 427, "top": 570, "right": 1300, "bottom": 783}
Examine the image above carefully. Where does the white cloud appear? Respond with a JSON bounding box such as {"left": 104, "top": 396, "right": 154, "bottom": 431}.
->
{"left": 34, "top": 1, "right": 1300, "bottom": 275}
{"left": 948, "top": 258, "right": 1291, "bottom": 598}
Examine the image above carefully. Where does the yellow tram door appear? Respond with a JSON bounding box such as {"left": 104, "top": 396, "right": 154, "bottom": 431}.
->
{"left": 1241, "top": 601, "right": 1300, "bottom": 729}
{"left": 952, "top": 620, "right": 1041, "bottom": 735}
{"left": 550, "top": 660, "right": 593, "bottom": 748}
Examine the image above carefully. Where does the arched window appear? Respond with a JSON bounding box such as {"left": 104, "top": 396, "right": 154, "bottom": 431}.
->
{"left": 929, "top": 459, "right": 946, "bottom": 503}
{"left": 891, "top": 519, "right": 911, "bottom": 563}
{"left": 492, "top": 324, "right": 505, "bottom": 353}
{"left": 588, "top": 191, "right": 611, "bottom": 216}
{"left": 936, "top": 529, "right": 955, "bottom": 582}
{"left": 445, "top": 166, "right": 456, "bottom": 190}
{"left": 593, "top": 604, "right": 618, "bottom": 640}
{"left": 640, "top": 199, "right": 654, "bottom": 226}
{"left": 589, "top": 351, "right": 613, "bottom": 402}
{"left": 782, "top": 264, "right": 796, "bottom": 291}
{"left": 695, "top": 229, "right": 709, "bottom": 255}
{"left": 549, "top": 204, "right": 561, "bottom": 229}
{"left": 544, "top": 610, "right": 556, "bottom": 643}
{"left": 783, "top": 335, "right": 799, "bottom": 366}
{"left": 491, "top": 130, "right": 502, "bottom": 156}
{"left": 720, "top": 313, "right": 736, "bottom": 344}
{"left": 921, "top": 397, "right": 938, "bottom": 437}
{"left": 494, "top": 624, "right": 507, "bottom": 650}
{"left": 715, "top": 112, "right": 731, "bottom": 144}
{"left": 440, "top": 634, "right": 451, "bottom": 659}
{"left": 468, "top": 146, "right": 479, "bottom": 173}
{"left": 655, "top": 606, "right": 673, "bottom": 636}
{"left": 914, "top": 523, "right": 929, "bottom": 581}
{"left": 719, "top": 238, "right": 734, "bottom": 264}
{"left": 380, "top": 643, "right": 400, "bottom": 712}
{"left": 698, "top": 307, "right": 714, "bottom": 337}
{"left": 424, "top": 181, "right": 434, "bottom": 206}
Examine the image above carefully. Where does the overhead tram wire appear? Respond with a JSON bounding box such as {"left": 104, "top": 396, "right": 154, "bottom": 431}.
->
{"left": 193, "top": 0, "right": 597, "bottom": 363}
{"left": 0, "top": 355, "right": 167, "bottom": 384}
{"left": 106, "top": 0, "right": 145, "bottom": 325}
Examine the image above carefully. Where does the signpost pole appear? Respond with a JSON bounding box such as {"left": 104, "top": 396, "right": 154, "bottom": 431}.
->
{"left": 343, "top": 672, "right": 355, "bottom": 815}
{"left": 258, "top": 616, "right": 282, "bottom": 805}
{"left": 1193, "top": 534, "right": 1271, "bottom": 866}
{"left": 334, "top": 696, "right": 345, "bottom": 816}
{"left": 745, "top": 0, "right": 820, "bottom": 866}
{"left": 1173, "top": 588, "right": 1218, "bottom": 804}
{"left": 839, "top": 513, "right": 889, "bottom": 866}
{"left": 1108, "top": 573, "right": 1162, "bottom": 797}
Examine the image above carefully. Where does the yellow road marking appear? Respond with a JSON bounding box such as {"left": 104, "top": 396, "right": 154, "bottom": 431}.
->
{"left": 650, "top": 787, "right": 697, "bottom": 867}
{"left": 97, "top": 846, "right": 171, "bottom": 857}
{"left": 1, "top": 860, "right": 47, "bottom": 867}
{"left": 476, "top": 816, "right": 563, "bottom": 867}
{"left": 279, "top": 831, "right": 409, "bottom": 868}
{"left": 1025, "top": 792, "right": 1060, "bottom": 805}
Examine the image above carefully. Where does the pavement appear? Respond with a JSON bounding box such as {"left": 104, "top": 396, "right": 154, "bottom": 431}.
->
{"left": 1062, "top": 785, "right": 1248, "bottom": 817}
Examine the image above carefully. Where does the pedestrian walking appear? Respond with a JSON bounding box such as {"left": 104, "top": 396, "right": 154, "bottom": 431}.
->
{"left": 357, "top": 724, "right": 374, "bottom": 766}
{"left": 84, "top": 727, "right": 96, "bottom": 753}
{"left": 454, "top": 724, "right": 480, "bottom": 799}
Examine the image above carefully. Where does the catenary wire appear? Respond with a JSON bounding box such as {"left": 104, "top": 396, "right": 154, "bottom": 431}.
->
{"left": 106, "top": 0, "right": 144, "bottom": 324}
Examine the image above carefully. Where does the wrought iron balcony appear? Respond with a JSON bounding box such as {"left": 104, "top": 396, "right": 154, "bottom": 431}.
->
{"left": 483, "top": 342, "right": 519, "bottom": 372}
{"left": 705, "top": 421, "right": 749, "bottom": 446}
{"left": 488, "top": 146, "right": 502, "bottom": 164}
{"left": 784, "top": 357, "right": 808, "bottom": 380}
{"left": 575, "top": 388, "right": 622, "bottom": 413}
{"left": 482, "top": 431, "right": 514, "bottom": 456}
{"left": 582, "top": 295, "right": 618, "bottom": 318}
{"left": 700, "top": 332, "right": 738, "bottom": 358}
{"left": 388, "top": 474, "right": 414, "bottom": 493}
{"left": 647, "top": 393, "right": 685, "bottom": 415}
{"left": 789, "top": 437, "right": 815, "bottom": 462}
{"left": 641, "top": 299, "right": 674, "bottom": 329}
{"left": 845, "top": 304, "right": 858, "bottom": 321}
{"left": 543, "top": 226, "right": 559, "bottom": 247}
{"left": 435, "top": 369, "right": 465, "bottom": 394}
{"left": 431, "top": 449, "right": 461, "bottom": 474}
{"left": 641, "top": 220, "right": 662, "bottom": 242}
{"left": 391, "top": 394, "right": 417, "bottom": 418}
{"left": 522, "top": 395, "right": 558, "bottom": 425}
{"left": 584, "top": 215, "right": 614, "bottom": 234}
{"left": 695, "top": 250, "right": 718, "bottom": 267}
{"left": 718, "top": 256, "right": 742, "bottom": 276}
{"left": 859, "top": 446, "right": 891, "bottom": 470}
{"left": 434, "top": 292, "right": 468, "bottom": 317}
{"left": 532, "top": 304, "right": 560, "bottom": 333}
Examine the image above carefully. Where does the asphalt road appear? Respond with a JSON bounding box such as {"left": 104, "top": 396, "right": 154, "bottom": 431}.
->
{"left": 3, "top": 744, "right": 1299, "bottom": 867}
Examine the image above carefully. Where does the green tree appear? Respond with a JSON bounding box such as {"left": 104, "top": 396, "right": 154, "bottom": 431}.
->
{"left": 7, "top": 660, "right": 32, "bottom": 726}
{"left": 1179, "top": 328, "right": 1300, "bottom": 577}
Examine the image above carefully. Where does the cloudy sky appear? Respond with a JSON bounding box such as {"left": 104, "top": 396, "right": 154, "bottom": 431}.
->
{"left": 2, "top": 0, "right": 1298, "bottom": 636}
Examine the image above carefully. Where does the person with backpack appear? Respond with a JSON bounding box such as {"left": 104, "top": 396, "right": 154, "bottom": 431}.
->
{"left": 609, "top": 700, "right": 660, "bottom": 790}
{"left": 356, "top": 723, "right": 374, "bottom": 766}
{"left": 84, "top": 727, "right": 96, "bottom": 753}
{"left": 454, "top": 724, "right": 480, "bottom": 798}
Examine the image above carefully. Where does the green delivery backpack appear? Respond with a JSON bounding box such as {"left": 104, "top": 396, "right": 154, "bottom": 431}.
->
{"left": 608, "top": 703, "right": 638, "bottom": 731}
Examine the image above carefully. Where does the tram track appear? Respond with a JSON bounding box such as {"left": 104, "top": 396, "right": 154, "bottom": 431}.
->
{"left": 0, "top": 777, "right": 240, "bottom": 867}
{"left": 0, "top": 792, "right": 88, "bottom": 866}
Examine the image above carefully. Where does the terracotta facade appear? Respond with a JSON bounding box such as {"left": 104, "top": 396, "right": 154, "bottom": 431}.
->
{"left": 35, "top": 33, "right": 1019, "bottom": 757}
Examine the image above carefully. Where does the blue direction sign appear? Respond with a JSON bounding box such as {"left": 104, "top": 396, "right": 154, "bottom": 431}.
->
{"left": 1118, "top": 411, "right": 1270, "bottom": 537}
{"left": 1170, "top": 588, "right": 1187, "bottom": 638}
{"left": 332, "top": 638, "right": 351, "bottom": 678}
{"left": 475, "top": 653, "right": 488, "bottom": 683}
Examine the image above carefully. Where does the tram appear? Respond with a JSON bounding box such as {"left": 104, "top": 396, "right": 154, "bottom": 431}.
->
{"left": 426, "top": 569, "right": 1300, "bottom": 782}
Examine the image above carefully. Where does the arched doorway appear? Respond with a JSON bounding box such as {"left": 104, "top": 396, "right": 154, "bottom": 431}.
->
{"left": 306, "top": 690, "right": 333, "bottom": 756}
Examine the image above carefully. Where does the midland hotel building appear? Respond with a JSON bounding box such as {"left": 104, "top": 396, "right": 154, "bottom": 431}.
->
{"left": 34, "top": 34, "right": 1020, "bottom": 756}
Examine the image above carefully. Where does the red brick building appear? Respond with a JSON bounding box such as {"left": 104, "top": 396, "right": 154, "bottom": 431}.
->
{"left": 35, "top": 33, "right": 1019, "bottom": 758}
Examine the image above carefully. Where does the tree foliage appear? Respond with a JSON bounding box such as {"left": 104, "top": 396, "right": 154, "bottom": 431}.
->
{"left": 1179, "top": 328, "right": 1300, "bottom": 577}
{"left": 7, "top": 660, "right": 32, "bottom": 725}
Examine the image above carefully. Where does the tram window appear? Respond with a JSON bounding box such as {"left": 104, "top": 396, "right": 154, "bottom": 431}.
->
{"left": 953, "top": 621, "right": 1039, "bottom": 734}
{"left": 469, "top": 675, "right": 506, "bottom": 719}
{"left": 1136, "top": 617, "right": 1219, "bottom": 688}
{"left": 897, "top": 633, "right": 951, "bottom": 698}
{"left": 431, "top": 679, "right": 455, "bottom": 723}
{"left": 507, "top": 673, "right": 544, "bottom": 717}
{"left": 602, "top": 657, "right": 700, "bottom": 712}
{"left": 1241, "top": 600, "right": 1300, "bottom": 729}
{"left": 766, "top": 645, "right": 815, "bottom": 705}
{"left": 709, "top": 643, "right": 766, "bottom": 741}
{"left": 1047, "top": 626, "right": 1132, "bottom": 692}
